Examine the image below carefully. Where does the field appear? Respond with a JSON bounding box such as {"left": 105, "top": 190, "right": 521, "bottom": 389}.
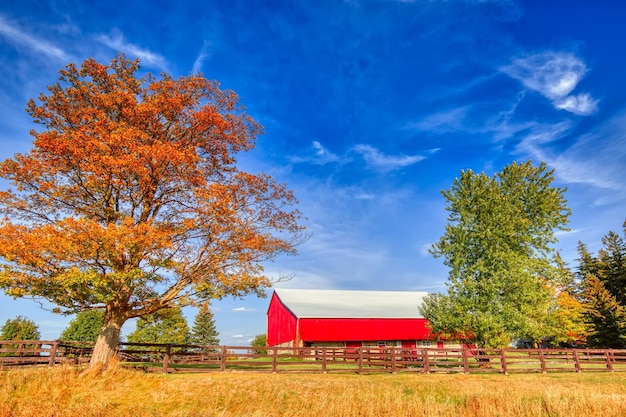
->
{"left": 2, "top": 366, "right": 626, "bottom": 417}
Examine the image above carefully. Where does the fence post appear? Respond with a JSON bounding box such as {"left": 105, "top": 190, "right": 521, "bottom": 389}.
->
{"left": 272, "top": 347, "right": 278, "bottom": 373}
{"left": 500, "top": 349, "right": 508, "bottom": 375}
{"left": 358, "top": 348, "right": 364, "bottom": 374}
{"left": 462, "top": 347, "right": 469, "bottom": 374}
{"left": 321, "top": 348, "right": 327, "bottom": 374}
{"left": 423, "top": 349, "right": 430, "bottom": 374}
{"left": 571, "top": 349, "right": 580, "bottom": 372}
{"left": 539, "top": 349, "right": 547, "bottom": 373}
{"left": 48, "top": 341, "right": 59, "bottom": 367}
{"left": 391, "top": 347, "right": 397, "bottom": 374}
{"left": 162, "top": 344, "right": 171, "bottom": 373}
{"left": 605, "top": 350, "right": 614, "bottom": 372}
{"left": 220, "top": 346, "right": 227, "bottom": 372}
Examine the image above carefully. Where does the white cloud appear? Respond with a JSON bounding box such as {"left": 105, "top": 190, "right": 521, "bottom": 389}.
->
{"left": 0, "top": 14, "right": 69, "bottom": 62}
{"left": 289, "top": 141, "right": 342, "bottom": 165}
{"left": 311, "top": 141, "right": 340, "bottom": 163}
{"left": 352, "top": 144, "right": 425, "bottom": 172}
{"left": 95, "top": 29, "right": 167, "bottom": 70}
{"left": 554, "top": 93, "right": 599, "bottom": 116}
{"left": 231, "top": 334, "right": 245, "bottom": 339}
{"left": 501, "top": 51, "right": 598, "bottom": 115}
{"left": 191, "top": 41, "right": 212, "bottom": 74}
{"left": 232, "top": 307, "right": 257, "bottom": 312}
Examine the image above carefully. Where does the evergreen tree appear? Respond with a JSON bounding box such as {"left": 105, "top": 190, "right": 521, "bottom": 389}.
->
{"left": 577, "top": 221, "right": 626, "bottom": 347}
{"left": 60, "top": 310, "right": 104, "bottom": 342}
{"left": 583, "top": 275, "right": 626, "bottom": 348}
{"left": 189, "top": 304, "right": 220, "bottom": 347}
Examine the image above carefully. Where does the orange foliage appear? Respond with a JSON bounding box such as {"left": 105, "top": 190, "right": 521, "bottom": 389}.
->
{"left": 0, "top": 55, "right": 304, "bottom": 367}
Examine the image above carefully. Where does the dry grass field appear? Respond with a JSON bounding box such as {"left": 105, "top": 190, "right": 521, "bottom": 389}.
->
{"left": 2, "top": 366, "right": 626, "bottom": 417}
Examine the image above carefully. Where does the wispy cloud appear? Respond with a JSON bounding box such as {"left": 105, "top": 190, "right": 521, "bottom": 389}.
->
{"left": 352, "top": 144, "right": 426, "bottom": 172}
{"left": 0, "top": 14, "right": 69, "bottom": 61}
{"left": 290, "top": 141, "right": 342, "bottom": 165}
{"left": 404, "top": 107, "right": 469, "bottom": 134}
{"left": 191, "top": 40, "right": 212, "bottom": 74}
{"left": 554, "top": 93, "right": 598, "bottom": 115}
{"left": 311, "top": 141, "right": 340, "bottom": 164}
{"left": 516, "top": 117, "right": 626, "bottom": 193}
{"left": 501, "top": 51, "right": 598, "bottom": 115}
{"left": 95, "top": 29, "right": 167, "bottom": 70}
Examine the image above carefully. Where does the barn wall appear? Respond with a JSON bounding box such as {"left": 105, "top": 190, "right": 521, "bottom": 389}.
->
{"left": 298, "top": 318, "right": 431, "bottom": 342}
{"left": 266, "top": 292, "right": 298, "bottom": 346}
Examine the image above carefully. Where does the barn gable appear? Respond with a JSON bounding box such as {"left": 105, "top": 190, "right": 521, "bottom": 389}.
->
{"left": 272, "top": 288, "right": 428, "bottom": 318}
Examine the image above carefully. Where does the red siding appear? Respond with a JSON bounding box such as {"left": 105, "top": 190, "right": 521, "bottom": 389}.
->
{"left": 266, "top": 292, "right": 298, "bottom": 346}
{"left": 298, "top": 318, "right": 431, "bottom": 342}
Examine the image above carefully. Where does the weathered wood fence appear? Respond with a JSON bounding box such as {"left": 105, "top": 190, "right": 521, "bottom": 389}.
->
{"left": 2, "top": 340, "right": 626, "bottom": 375}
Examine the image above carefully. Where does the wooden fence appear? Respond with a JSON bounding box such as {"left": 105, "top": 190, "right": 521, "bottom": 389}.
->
{"left": 2, "top": 340, "right": 626, "bottom": 375}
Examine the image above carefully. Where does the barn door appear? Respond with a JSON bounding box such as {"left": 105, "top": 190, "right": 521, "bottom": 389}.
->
{"left": 345, "top": 341, "right": 361, "bottom": 358}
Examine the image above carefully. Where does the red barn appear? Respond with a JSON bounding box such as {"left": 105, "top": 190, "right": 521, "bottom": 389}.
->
{"left": 267, "top": 289, "right": 447, "bottom": 350}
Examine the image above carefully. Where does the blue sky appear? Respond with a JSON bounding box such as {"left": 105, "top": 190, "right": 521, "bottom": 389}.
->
{"left": 0, "top": 0, "right": 624, "bottom": 345}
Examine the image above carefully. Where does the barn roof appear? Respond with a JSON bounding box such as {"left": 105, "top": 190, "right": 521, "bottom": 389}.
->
{"left": 272, "top": 288, "right": 428, "bottom": 319}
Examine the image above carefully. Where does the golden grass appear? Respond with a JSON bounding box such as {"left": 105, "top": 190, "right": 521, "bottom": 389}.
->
{"left": 2, "top": 366, "right": 626, "bottom": 417}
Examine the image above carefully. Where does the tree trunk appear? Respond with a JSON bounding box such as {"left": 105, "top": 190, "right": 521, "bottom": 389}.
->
{"left": 87, "top": 307, "right": 127, "bottom": 371}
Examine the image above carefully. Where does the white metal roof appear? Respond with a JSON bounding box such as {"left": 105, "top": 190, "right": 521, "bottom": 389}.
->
{"left": 273, "top": 288, "right": 428, "bottom": 319}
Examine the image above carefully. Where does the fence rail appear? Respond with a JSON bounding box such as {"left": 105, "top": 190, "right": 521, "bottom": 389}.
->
{"left": 2, "top": 340, "right": 626, "bottom": 375}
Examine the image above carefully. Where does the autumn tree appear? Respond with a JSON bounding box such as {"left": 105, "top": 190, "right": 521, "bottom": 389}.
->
{"left": 127, "top": 307, "right": 190, "bottom": 346}
{"left": 60, "top": 310, "right": 105, "bottom": 342}
{"left": 189, "top": 303, "right": 220, "bottom": 347}
{"left": 420, "top": 161, "right": 570, "bottom": 348}
{"left": 545, "top": 289, "right": 589, "bottom": 347}
{"left": 541, "top": 256, "right": 590, "bottom": 347}
{"left": 0, "top": 55, "right": 304, "bottom": 370}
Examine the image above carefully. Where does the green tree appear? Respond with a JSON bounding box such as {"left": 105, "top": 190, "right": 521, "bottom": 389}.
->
{"left": 189, "top": 304, "right": 220, "bottom": 347}
{"left": 1, "top": 316, "right": 41, "bottom": 341}
{"left": 60, "top": 310, "right": 104, "bottom": 342}
{"left": 582, "top": 275, "right": 626, "bottom": 348}
{"left": 127, "top": 308, "right": 190, "bottom": 346}
{"left": 577, "top": 221, "right": 626, "bottom": 347}
{"left": 420, "top": 161, "right": 570, "bottom": 348}
{"left": 0, "top": 55, "right": 304, "bottom": 370}
{"left": 251, "top": 333, "right": 267, "bottom": 354}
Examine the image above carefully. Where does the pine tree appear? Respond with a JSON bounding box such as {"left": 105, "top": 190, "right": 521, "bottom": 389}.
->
{"left": 189, "top": 304, "right": 220, "bottom": 347}
{"left": 583, "top": 275, "right": 626, "bottom": 348}
{"left": 578, "top": 222, "right": 626, "bottom": 347}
